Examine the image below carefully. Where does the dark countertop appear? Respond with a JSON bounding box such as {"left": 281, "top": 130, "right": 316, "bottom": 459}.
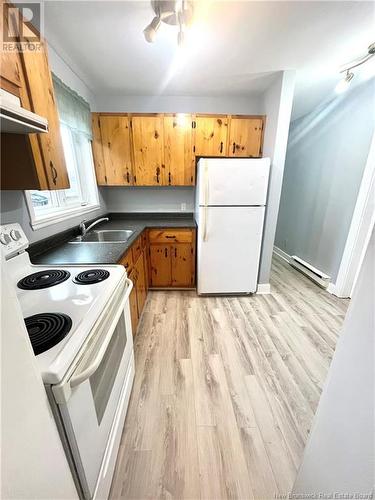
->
{"left": 30, "top": 213, "right": 196, "bottom": 265}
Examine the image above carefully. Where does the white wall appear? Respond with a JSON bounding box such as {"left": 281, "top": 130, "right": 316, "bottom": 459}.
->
{"left": 0, "top": 43, "right": 107, "bottom": 244}
{"left": 103, "top": 186, "right": 194, "bottom": 213}
{"left": 1, "top": 261, "right": 78, "bottom": 499}
{"left": 292, "top": 228, "right": 374, "bottom": 496}
{"left": 258, "top": 70, "right": 296, "bottom": 285}
{"left": 94, "top": 94, "right": 262, "bottom": 114}
{"left": 47, "top": 43, "right": 96, "bottom": 109}
{"left": 275, "top": 79, "right": 375, "bottom": 282}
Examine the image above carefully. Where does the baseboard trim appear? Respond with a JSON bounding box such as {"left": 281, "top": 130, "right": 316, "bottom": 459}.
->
{"left": 256, "top": 283, "right": 271, "bottom": 294}
{"left": 273, "top": 246, "right": 291, "bottom": 263}
{"left": 326, "top": 282, "right": 336, "bottom": 295}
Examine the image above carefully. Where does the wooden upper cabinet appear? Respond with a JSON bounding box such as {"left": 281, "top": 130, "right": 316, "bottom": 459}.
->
{"left": 164, "top": 114, "right": 195, "bottom": 186}
{"left": 194, "top": 115, "right": 228, "bottom": 157}
{"left": 228, "top": 117, "right": 264, "bottom": 157}
{"left": 91, "top": 113, "right": 106, "bottom": 185}
{"left": 131, "top": 115, "right": 164, "bottom": 186}
{"left": 99, "top": 115, "right": 133, "bottom": 185}
{"left": 1, "top": 4, "right": 69, "bottom": 190}
{"left": 20, "top": 34, "right": 69, "bottom": 189}
{"left": 1, "top": 3, "right": 21, "bottom": 95}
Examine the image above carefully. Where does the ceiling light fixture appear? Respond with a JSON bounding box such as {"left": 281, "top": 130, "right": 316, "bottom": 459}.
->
{"left": 335, "top": 42, "right": 375, "bottom": 94}
{"left": 335, "top": 70, "right": 354, "bottom": 94}
{"left": 143, "top": 0, "right": 193, "bottom": 46}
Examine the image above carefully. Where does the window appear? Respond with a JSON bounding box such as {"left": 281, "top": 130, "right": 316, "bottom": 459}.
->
{"left": 25, "top": 75, "right": 99, "bottom": 229}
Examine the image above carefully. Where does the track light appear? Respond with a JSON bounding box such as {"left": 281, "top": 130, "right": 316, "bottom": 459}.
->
{"left": 143, "top": 16, "right": 161, "bottom": 43}
{"left": 335, "top": 70, "right": 354, "bottom": 94}
{"left": 335, "top": 42, "right": 375, "bottom": 94}
{"left": 143, "top": 0, "right": 193, "bottom": 46}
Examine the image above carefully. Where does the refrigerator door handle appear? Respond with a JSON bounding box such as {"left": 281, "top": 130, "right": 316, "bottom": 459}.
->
{"left": 203, "top": 207, "right": 208, "bottom": 242}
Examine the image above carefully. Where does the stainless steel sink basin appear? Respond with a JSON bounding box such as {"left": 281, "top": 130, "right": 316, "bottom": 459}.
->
{"left": 69, "top": 229, "right": 134, "bottom": 244}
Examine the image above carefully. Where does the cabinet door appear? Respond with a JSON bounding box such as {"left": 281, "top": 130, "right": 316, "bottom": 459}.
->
{"left": 132, "top": 116, "right": 164, "bottom": 186}
{"left": 135, "top": 253, "right": 147, "bottom": 317}
{"left": 128, "top": 269, "right": 139, "bottom": 337}
{"left": 228, "top": 117, "right": 264, "bottom": 157}
{"left": 99, "top": 115, "right": 133, "bottom": 185}
{"left": 194, "top": 115, "right": 228, "bottom": 157}
{"left": 20, "top": 33, "right": 69, "bottom": 189}
{"left": 149, "top": 245, "right": 172, "bottom": 287}
{"left": 0, "top": 2, "right": 22, "bottom": 95}
{"left": 91, "top": 113, "right": 106, "bottom": 185}
{"left": 164, "top": 114, "right": 195, "bottom": 185}
{"left": 171, "top": 244, "right": 195, "bottom": 287}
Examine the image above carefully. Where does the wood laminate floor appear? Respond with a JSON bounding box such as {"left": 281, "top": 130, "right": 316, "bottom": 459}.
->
{"left": 110, "top": 255, "right": 349, "bottom": 500}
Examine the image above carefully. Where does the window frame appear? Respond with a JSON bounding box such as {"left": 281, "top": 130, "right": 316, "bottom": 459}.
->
{"left": 25, "top": 125, "right": 100, "bottom": 231}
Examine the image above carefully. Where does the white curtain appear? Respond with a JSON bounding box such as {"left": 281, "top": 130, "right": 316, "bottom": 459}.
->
{"left": 52, "top": 74, "right": 92, "bottom": 139}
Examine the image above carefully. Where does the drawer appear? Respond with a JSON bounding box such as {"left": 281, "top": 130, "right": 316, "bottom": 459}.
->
{"left": 148, "top": 228, "right": 194, "bottom": 244}
{"left": 131, "top": 235, "right": 142, "bottom": 263}
{"left": 118, "top": 249, "right": 133, "bottom": 273}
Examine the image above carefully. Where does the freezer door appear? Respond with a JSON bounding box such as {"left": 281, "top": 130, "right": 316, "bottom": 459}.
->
{"left": 197, "top": 206, "right": 265, "bottom": 294}
{"left": 196, "top": 157, "right": 270, "bottom": 206}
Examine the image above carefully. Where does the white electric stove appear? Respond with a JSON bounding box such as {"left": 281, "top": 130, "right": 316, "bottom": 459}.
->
{"left": 2, "top": 223, "right": 135, "bottom": 500}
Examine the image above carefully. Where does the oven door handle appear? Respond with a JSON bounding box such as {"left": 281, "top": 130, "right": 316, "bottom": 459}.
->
{"left": 69, "top": 278, "right": 133, "bottom": 389}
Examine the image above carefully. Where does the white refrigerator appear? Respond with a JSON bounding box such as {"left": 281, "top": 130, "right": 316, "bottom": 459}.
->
{"left": 195, "top": 157, "right": 270, "bottom": 295}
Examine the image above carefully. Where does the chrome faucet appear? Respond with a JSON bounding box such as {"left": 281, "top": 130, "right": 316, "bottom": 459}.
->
{"left": 79, "top": 217, "right": 109, "bottom": 236}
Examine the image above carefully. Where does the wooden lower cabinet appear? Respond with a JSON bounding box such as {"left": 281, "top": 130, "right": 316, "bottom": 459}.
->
{"left": 149, "top": 228, "right": 196, "bottom": 288}
{"left": 118, "top": 233, "right": 148, "bottom": 337}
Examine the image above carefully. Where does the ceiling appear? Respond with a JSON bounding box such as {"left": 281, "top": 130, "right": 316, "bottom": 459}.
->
{"left": 44, "top": 1, "right": 375, "bottom": 119}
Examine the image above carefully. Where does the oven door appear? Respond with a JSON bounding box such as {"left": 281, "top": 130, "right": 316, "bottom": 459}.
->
{"left": 52, "top": 277, "right": 134, "bottom": 499}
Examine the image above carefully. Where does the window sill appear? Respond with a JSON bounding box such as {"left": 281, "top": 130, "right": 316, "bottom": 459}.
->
{"left": 29, "top": 204, "right": 101, "bottom": 231}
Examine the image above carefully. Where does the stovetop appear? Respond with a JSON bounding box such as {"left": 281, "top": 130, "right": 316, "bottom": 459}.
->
{"left": 2, "top": 224, "right": 126, "bottom": 384}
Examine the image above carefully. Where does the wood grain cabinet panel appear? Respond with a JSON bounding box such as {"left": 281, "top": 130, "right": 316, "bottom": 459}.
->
{"left": 194, "top": 115, "right": 228, "bottom": 157}
{"left": 148, "top": 229, "right": 193, "bottom": 244}
{"left": 0, "top": 2, "right": 22, "bottom": 95}
{"left": 131, "top": 115, "right": 164, "bottom": 186}
{"left": 164, "top": 114, "right": 195, "bottom": 185}
{"left": 118, "top": 233, "right": 149, "bottom": 337}
{"left": 99, "top": 115, "right": 133, "bottom": 185}
{"left": 20, "top": 37, "right": 69, "bottom": 189}
{"left": 91, "top": 114, "right": 107, "bottom": 185}
{"left": 149, "top": 228, "right": 196, "bottom": 288}
{"left": 228, "top": 117, "right": 264, "bottom": 157}
{"left": 171, "top": 243, "right": 195, "bottom": 287}
{"left": 149, "top": 245, "right": 172, "bottom": 287}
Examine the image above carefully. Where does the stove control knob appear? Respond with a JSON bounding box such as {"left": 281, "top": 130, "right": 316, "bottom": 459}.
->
{"left": 10, "top": 229, "right": 21, "bottom": 241}
{"left": 0, "top": 233, "right": 11, "bottom": 245}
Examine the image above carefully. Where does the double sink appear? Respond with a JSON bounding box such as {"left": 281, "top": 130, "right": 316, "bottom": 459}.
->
{"left": 69, "top": 229, "right": 134, "bottom": 244}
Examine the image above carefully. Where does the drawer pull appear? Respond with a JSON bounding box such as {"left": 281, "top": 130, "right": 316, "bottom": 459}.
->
{"left": 165, "top": 235, "right": 176, "bottom": 239}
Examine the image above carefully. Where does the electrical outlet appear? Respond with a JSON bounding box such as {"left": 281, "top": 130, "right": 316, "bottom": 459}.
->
{"left": 181, "top": 203, "right": 186, "bottom": 212}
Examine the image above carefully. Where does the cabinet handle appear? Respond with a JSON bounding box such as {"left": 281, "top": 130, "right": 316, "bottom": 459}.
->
{"left": 232, "top": 142, "right": 236, "bottom": 154}
{"left": 165, "top": 235, "right": 176, "bottom": 239}
{"left": 168, "top": 172, "right": 171, "bottom": 185}
{"left": 50, "top": 161, "right": 58, "bottom": 185}
{"left": 156, "top": 166, "right": 160, "bottom": 184}
{"left": 164, "top": 248, "right": 168, "bottom": 258}
{"left": 220, "top": 141, "right": 223, "bottom": 153}
{"left": 174, "top": 247, "right": 177, "bottom": 257}
{"left": 126, "top": 172, "right": 130, "bottom": 183}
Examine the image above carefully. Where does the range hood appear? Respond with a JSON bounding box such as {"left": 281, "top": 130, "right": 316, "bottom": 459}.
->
{"left": 0, "top": 89, "right": 48, "bottom": 134}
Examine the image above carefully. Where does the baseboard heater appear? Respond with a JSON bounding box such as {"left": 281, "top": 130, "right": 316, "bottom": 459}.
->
{"left": 289, "top": 255, "right": 331, "bottom": 288}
